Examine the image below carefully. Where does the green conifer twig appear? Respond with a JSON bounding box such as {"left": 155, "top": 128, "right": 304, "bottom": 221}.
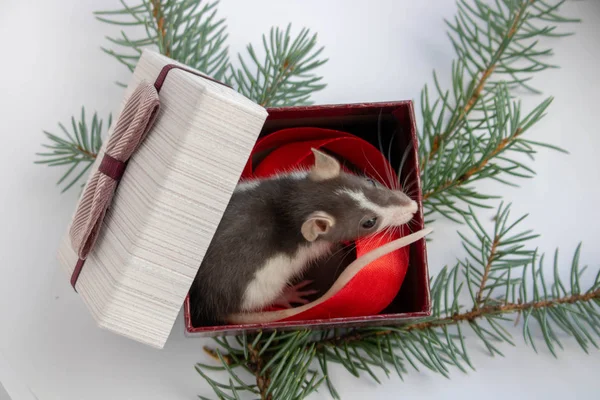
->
{"left": 199, "top": 204, "right": 599, "bottom": 399}
{"left": 418, "top": 0, "right": 579, "bottom": 221}
{"left": 35, "top": 1, "right": 327, "bottom": 192}
{"left": 95, "top": 0, "right": 230, "bottom": 80}
{"left": 35, "top": 108, "right": 111, "bottom": 192}
{"left": 228, "top": 24, "right": 328, "bottom": 107}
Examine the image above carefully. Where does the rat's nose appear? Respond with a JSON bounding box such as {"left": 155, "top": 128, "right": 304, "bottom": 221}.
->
{"left": 408, "top": 200, "right": 418, "bottom": 213}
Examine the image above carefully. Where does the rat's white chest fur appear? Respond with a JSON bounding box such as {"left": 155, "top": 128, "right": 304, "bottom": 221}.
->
{"left": 241, "top": 241, "right": 332, "bottom": 312}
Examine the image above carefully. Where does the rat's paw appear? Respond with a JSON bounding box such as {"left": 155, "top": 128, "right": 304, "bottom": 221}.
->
{"left": 273, "top": 280, "right": 318, "bottom": 308}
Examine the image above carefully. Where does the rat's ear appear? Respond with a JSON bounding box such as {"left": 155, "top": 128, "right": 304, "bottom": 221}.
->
{"left": 309, "top": 148, "right": 341, "bottom": 181}
{"left": 301, "top": 211, "right": 335, "bottom": 242}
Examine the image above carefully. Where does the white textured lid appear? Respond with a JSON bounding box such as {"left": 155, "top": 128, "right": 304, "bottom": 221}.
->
{"left": 57, "top": 50, "right": 268, "bottom": 349}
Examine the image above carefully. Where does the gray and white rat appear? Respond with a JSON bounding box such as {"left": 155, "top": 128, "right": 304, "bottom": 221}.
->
{"left": 189, "top": 148, "right": 419, "bottom": 325}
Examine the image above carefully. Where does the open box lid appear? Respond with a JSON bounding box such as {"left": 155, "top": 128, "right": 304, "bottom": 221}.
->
{"left": 56, "top": 49, "right": 268, "bottom": 349}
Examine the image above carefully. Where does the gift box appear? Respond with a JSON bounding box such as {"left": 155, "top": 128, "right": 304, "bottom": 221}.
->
{"left": 184, "top": 102, "right": 431, "bottom": 337}
{"left": 57, "top": 49, "right": 430, "bottom": 349}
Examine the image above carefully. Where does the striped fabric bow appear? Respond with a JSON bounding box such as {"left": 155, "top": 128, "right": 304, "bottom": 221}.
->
{"left": 68, "top": 80, "right": 160, "bottom": 288}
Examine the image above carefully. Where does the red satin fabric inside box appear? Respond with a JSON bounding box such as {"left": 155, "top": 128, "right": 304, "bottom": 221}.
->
{"left": 242, "top": 127, "right": 410, "bottom": 321}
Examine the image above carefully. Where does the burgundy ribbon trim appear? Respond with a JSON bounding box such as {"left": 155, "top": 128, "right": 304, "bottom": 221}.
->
{"left": 153, "top": 64, "right": 232, "bottom": 91}
{"left": 71, "top": 259, "right": 85, "bottom": 289}
{"left": 71, "top": 63, "right": 229, "bottom": 291}
{"left": 98, "top": 154, "right": 127, "bottom": 181}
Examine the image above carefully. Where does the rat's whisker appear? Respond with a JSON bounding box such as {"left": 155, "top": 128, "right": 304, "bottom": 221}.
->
{"left": 372, "top": 226, "right": 391, "bottom": 248}
{"left": 332, "top": 242, "right": 357, "bottom": 279}
{"left": 397, "top": 138, "right": 413, "bottom": 180}
{"left": 305, "top": 239, "right": 363, "bottom": 295}
{"left": 376, "top": 110, "right": 397, "bottom": 190}
{"left": 362, "top": 147, "right": 389, "bottom": 188}
{"left": 389, "top": 142, "right": 402, "bottom": 190}
{"left": 407, "top": 184, "right": 419, "bottom": 196}
{"left": 402, "top": 170, "right": 417, "bottom": 193}
{"left": 385, "top": 131, "right": 400, "bottom": 191}
{"left": 361, "top": 232, "right": 375, "bottom": 249}
{"left": 404, "top": 187, "right": 419, "bottom": 200}
{"left": 362, "top": 230, "right": 381, "bottom": 250}
{"left": 324, "top": 242, "right": 355, "bottom": 264}
{"left": 357, "top": 216, "right": 368, "bottom": 239}
{"left": 402, "top": 171, "right": 416, "bottom": 189}
{"left": 404, "top": 180, "right": 417, "bottom": 196}
{"left": 375, "top": 229, "right": 388, "bottom": 247}
{"left": 356, "top": 215, "right": 370, "bottom": 248}
{"left": 407, "top": 219, "right": 419, "bottom": 233}
{"left": 404, "top": 186, "right": 418, "bottom": 201}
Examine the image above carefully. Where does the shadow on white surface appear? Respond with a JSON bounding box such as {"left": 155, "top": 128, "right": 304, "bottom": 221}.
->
{"left": 0, "top": 382, "right": 12, "bottom": 400}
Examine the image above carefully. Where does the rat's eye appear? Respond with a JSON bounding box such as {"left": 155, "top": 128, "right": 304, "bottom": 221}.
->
{"left": 365, "top": 178, "right": 377, "bottom": 187}
{"left": 362, "top": 217, "right": 378, "bottom": 229}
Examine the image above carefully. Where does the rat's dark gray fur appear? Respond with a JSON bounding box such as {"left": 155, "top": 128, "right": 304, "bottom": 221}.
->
{"left": 190, "top": 167, "right": 414, "bottom": 325}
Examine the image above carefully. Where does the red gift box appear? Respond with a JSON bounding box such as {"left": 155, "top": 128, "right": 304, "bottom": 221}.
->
{"left": 184, "top": 101, "right": 431, "bottom": 336}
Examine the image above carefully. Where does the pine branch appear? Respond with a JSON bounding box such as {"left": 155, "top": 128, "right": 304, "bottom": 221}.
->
{"left": 96, "top": 0, "right": 230, "bottom": 80}
{"left": 150, "top": 0, "right": 169, "bottom": 57}
{"left": 421, "top": 91, "right": 558, "bottom": 206}
{"left": 197, "top": 331, "right": 323, "bottom": 400}
{"left": 35, "top": 108, "right": 110, "bottom": 192}
{"left": 202, "top": 204, "right": 600, "bottom": 398}
{"left": 475, "top": 233, "right": 500, "bottom": 307}
{"left": 325, "top": 289, "right": 600, "bottom": 346}
{"left": 424, "top": 0, "right": 560, "bottom": 159}
{"left": 424, "top": 2, "right": 524, "bottom": 161}
{"left": 419, "top": 0, "right": 578, "bottom": 221}
{"left": 228, "top": 24, "right": 327, "bottom": 107}
{"left": 248, "top": 343, "right": 273, "bottom": 400}
{"left": 40, "top": 1, "right": 327, "bottom": 194}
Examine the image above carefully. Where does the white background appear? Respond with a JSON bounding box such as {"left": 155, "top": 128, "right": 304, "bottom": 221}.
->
{"left": 1, "top": 0, "right": 599, "bottom": 399}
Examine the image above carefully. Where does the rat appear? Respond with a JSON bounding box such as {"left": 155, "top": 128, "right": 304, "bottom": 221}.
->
{"left": 189, "top": 148, "right": 420, "bottom": 326}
